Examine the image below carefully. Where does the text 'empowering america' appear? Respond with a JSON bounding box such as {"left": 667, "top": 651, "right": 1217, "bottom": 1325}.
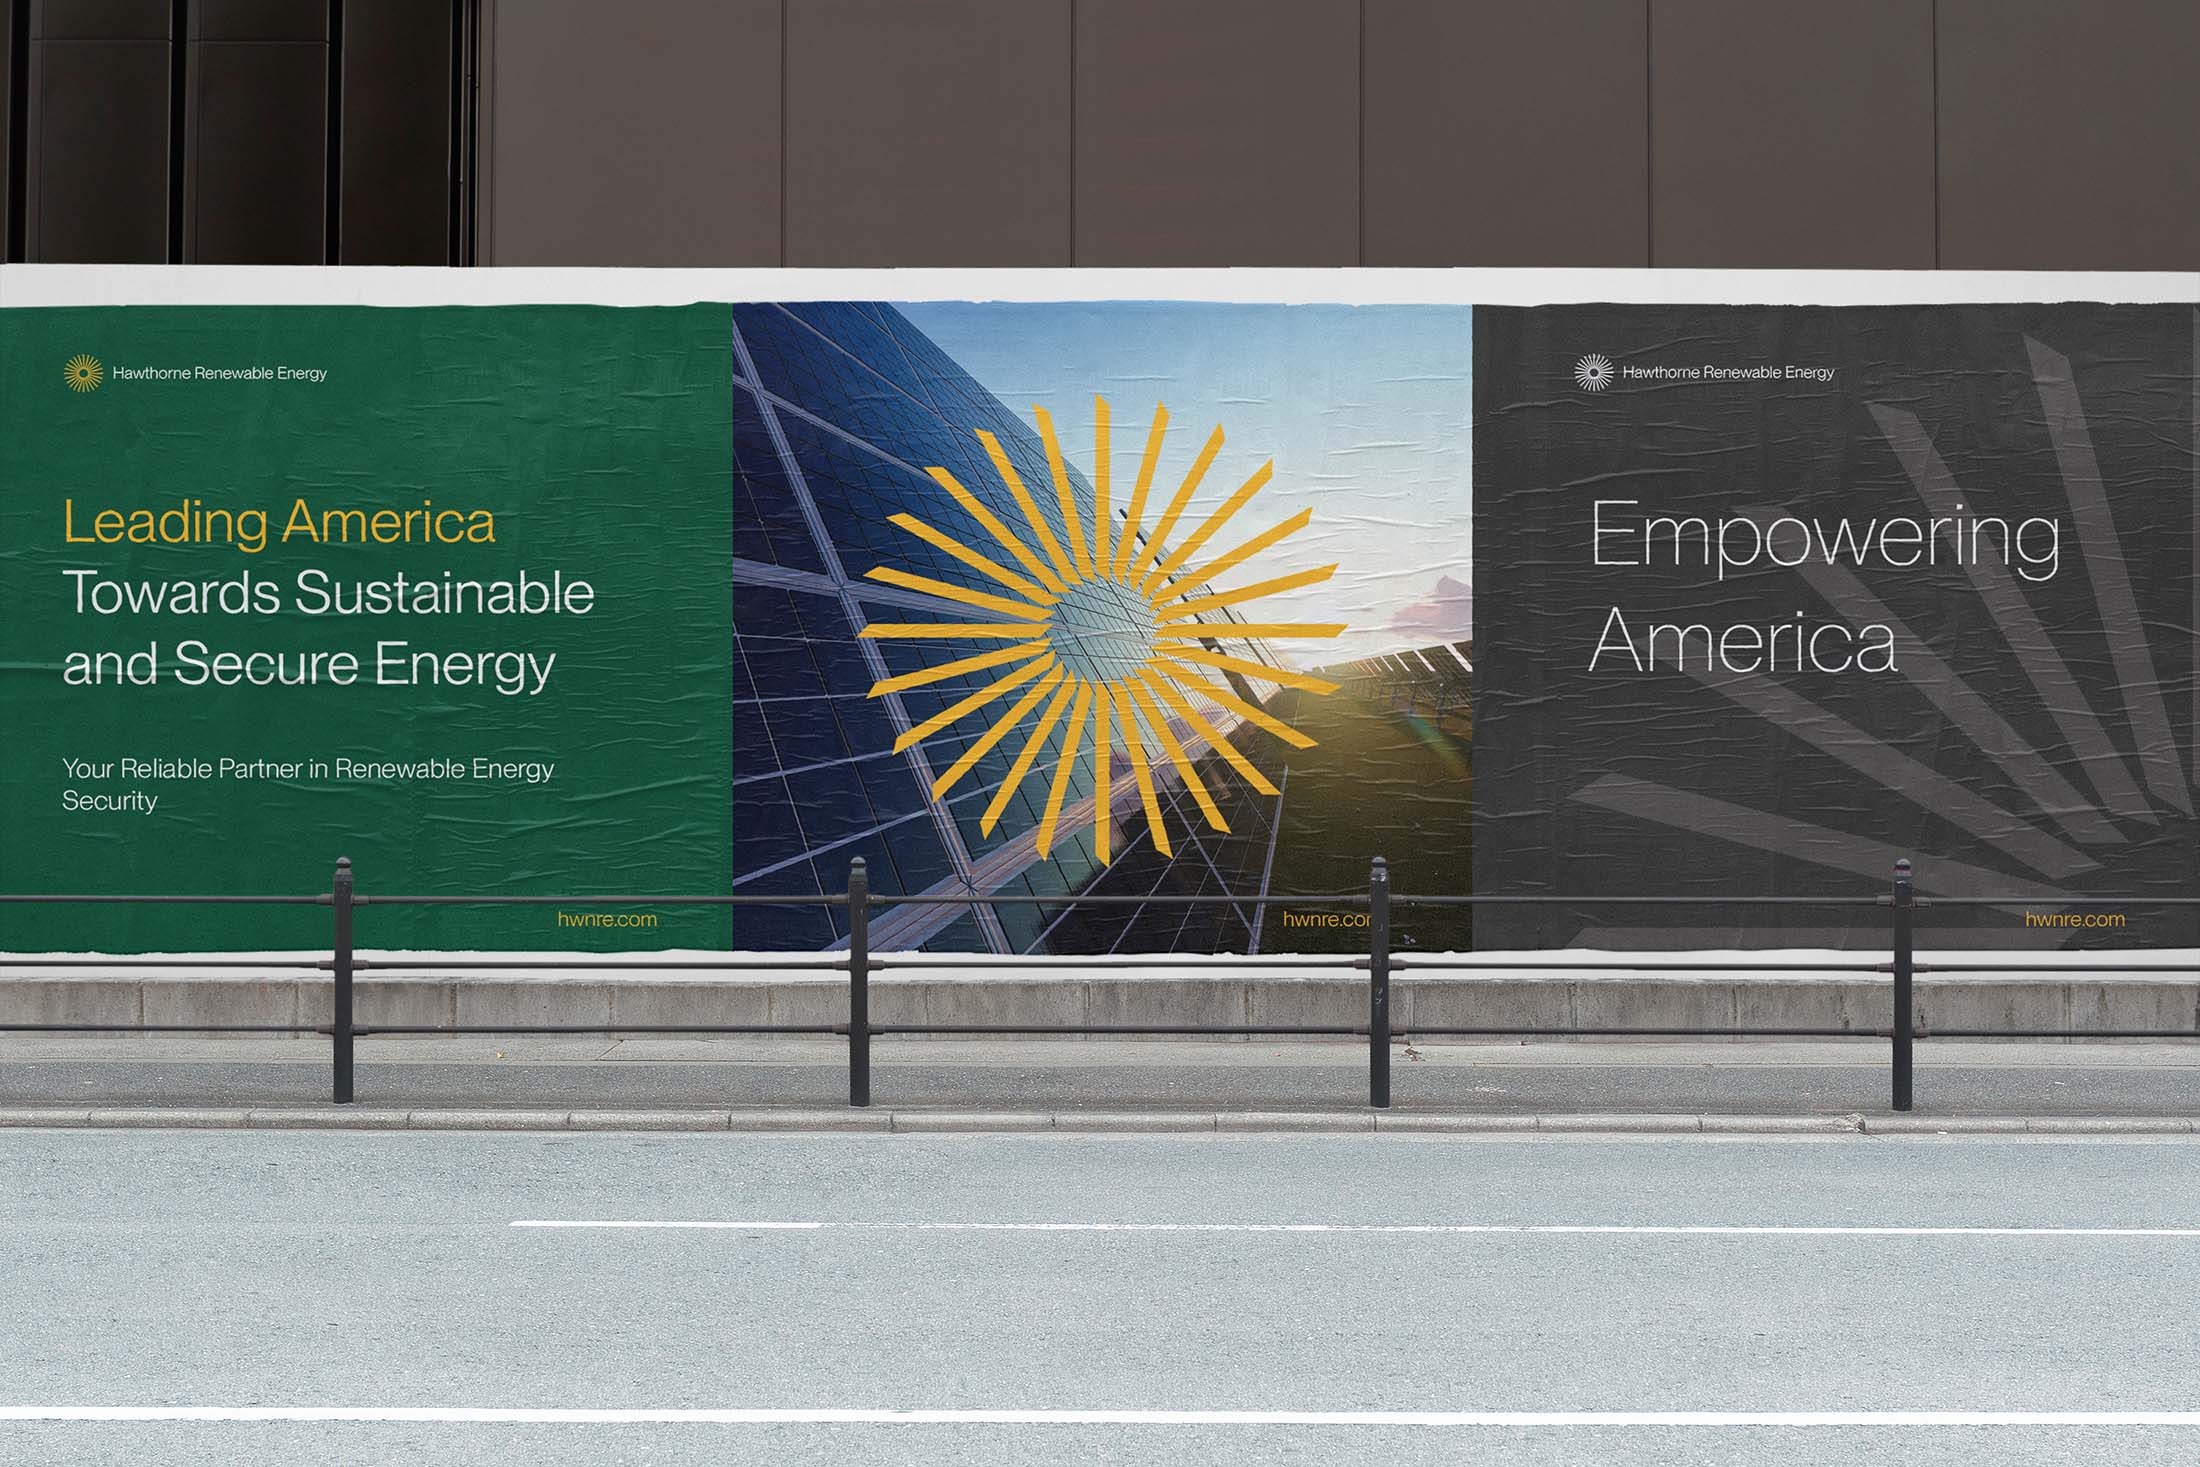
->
{"left": 1584, "top": 498, "right": 2064, "bottom": 675}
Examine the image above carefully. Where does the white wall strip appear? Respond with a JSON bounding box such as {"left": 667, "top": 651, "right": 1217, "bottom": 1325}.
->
{"left": 4, "top": 264, "right": 2195, "bottom": 309}
{"left": 4, "top": 1407, "right": 2198, "bottom": 1426}
{"left": 508, "top": 1220, "right": 2200, "bottom": 1237}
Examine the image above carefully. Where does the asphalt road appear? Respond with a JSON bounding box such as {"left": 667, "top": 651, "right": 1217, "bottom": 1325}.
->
{"left": 6, "top": 1035, "right": 2200, "bottom": 1115}
{"left": 6, "top": 1128, "right": 2200, "bottom": 1464}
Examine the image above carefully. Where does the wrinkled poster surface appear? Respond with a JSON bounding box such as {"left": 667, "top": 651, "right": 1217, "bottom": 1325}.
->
{"left": 5, "top": 295, "right": 2191, "bottom": 955}
{"left": 1474, "top": 305, "right": 2197, "bottom": 952}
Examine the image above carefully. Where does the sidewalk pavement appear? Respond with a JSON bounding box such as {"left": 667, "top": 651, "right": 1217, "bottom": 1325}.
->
{"left": 3, "top": 1105, "right": 2192, "bottom": 1134}
{"left": 2, "top": 1035, "right": 2198, "bottom": 1131}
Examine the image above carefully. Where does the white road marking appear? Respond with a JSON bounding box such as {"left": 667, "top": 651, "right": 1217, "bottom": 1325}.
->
{"left": 513, "top": 1220, "right": 824, "bottom": 1230}
{"left": 4, "top": 1407, "right": 2200, "bottom": 1427}
{"left": 509, "top": 1220, "right": 2200, "bottom": 1237}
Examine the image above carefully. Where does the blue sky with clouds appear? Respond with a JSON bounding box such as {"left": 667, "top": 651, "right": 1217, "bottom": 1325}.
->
{"left": 901, "top": 302, "right": 1472, "bottom": 664}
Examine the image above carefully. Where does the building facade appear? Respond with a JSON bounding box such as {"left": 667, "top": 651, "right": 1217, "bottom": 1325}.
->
{"left": 726, "top": 303, "right": 1294, "bottom": 953}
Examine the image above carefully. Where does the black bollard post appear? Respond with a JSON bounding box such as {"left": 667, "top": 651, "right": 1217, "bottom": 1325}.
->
{"left": 1891, "top": 857, "right": 1914, "bottom": 1113}
{"left": 848, "top": 858, "right": 870, "bottom": 1108}
{"left": 1369, "top": 856, "right": 1391, "bottom": 1109}
{"left": 332, "top": 856, "right": 355, "bottom": 1104}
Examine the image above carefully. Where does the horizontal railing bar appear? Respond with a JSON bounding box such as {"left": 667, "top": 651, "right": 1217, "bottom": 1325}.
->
{"left": 1395, "top": 895, "right": 1887, "bottom": 907}
{"left": 351, "top": 959, "right": 850, "bottom": 972}
{"left": 22, "top": 1021, "right": 2196, "bottom": 1041}
{"left": 870, "top": 1024, "right": 1368, "bottom": 1036}
{"left": 1400, "top": 1026, "right": 1890, "bottom": 1037}
{"left": 1922, "top": 1028, "right": 2200, "bottom": 1040}
{"left": 865, "top": 957, "right": 1362, "bottom": 971}
{"left": 1914, "top": 964, "right": 2199, "bottom": 974}
{"left": 0, "top": 895, "right": 328, "bottom": 905}
{"left": 0, "top": 1023, "right": 330, "bottom": 1033}
{"left": 351, "top": 1025, "right": 842, "bottom": 1036}
{"left": 1394, "top": 959, "right": 1890, "bottom": 972}
{"left": 1923, "top": 897, "right": 2200, "bottom": 906}
{"left": 0, "top": 897, "right": 1878, "bottom": 909}
{"left": 5, "top": 957, "right": 2181, "bottom": 975}
{"left": 872, "top": 894, "right": 1890, "bottom": 908}
{"left": 863, "top": 893, "right": 1367, "bottom": 907}
{"left": 354, "top": 895, "right": 848, "bottom": 907}
{"left": 0, "top": 958, "right": 328, "bottom": 969}
{"left": 30, "top": 892, "right": 2188, "bottom": 910}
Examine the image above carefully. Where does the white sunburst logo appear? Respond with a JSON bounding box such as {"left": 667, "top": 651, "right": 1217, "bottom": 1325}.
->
{"left": 1574, "top": 354, "right": 1614, "bottom": 392}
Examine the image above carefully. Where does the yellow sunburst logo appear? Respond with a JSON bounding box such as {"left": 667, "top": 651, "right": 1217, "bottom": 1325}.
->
{"left": 64, "top": 355, "right": 104, "bottom": 393}
{"left": 860, "top": 398, "right": 1344, "bottom": 862}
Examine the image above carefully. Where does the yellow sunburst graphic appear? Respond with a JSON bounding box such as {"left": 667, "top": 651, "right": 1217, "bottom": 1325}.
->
{"left": 64, "top": 355, "right": 104, "bottom": 393}
{"left": 860, "top": 398, "right": 1345, "bottom": 862}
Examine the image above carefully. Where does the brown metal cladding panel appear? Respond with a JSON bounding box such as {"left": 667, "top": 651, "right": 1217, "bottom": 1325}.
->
{"left": 190, "top": 0, "right": 328, "bottom": 42}
{"left": 339, "top": 0, "right": 451, "bottom": 265}
{"left": 1074, "top": 0, "right": 1359, "bottom": 265}
{"left": 785, "top": 0, "right": 1070, "bottom": 266}
{"left": 30, "top": 0, "right": 170, "bottom": 41}
{"left": 485, "top": 0, "right": 781, "bottom": 266}
{"left": 1364, "top": 0, "right": 1647, "bottom": 265}
{"left": 185, "top": 39, "right": 327, "bottom": 263}
{"left": 1649, "top": 0, "right": 1934, "bottom": 267}
{"left": 2, "top": 9, "right": 13, "bottom": 255}
{"left": 1939, "top": 0, "right": 2200, "bottom": 270}
{"left": 29, "top": 40, "right": 171, "bottom": 261}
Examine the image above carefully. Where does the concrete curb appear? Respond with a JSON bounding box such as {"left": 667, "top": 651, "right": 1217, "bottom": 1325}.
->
{"left": 0, "top": 1105, "right": 2194, "bottom": 1136}
{"left": 6, "top": 962, "right": 2197, "bottom": 1042}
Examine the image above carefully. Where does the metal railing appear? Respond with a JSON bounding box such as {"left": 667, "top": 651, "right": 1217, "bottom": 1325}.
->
{"left": 4, "top": 856, "right": 2196, "bottom": 1113}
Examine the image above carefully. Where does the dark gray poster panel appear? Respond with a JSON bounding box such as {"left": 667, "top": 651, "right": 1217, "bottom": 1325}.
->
{"left": 1473, "top": 305, "right": 2198, "bottom": 951}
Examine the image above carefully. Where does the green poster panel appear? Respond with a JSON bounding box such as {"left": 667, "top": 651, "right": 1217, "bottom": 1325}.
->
{"left": 1, "top": 305, "right": 734, "bottom": 952}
